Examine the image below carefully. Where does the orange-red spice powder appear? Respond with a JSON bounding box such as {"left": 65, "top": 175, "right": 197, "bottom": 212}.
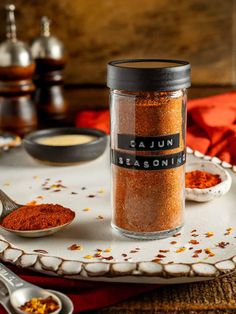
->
{"left": 185, "top": 170, "right": 221, "bottom": 189}
{"left": 1, "top": 204, "right": 75, "bottom": 231}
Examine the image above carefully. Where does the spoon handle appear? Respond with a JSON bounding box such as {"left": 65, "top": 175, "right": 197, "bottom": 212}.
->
{"left": 0, "top": 263, "right": 30, "bottom": 294}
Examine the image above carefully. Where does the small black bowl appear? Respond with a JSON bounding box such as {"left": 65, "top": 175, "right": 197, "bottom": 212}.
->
{"left": 23, "top": 127, "right": 107, "bottom": 165}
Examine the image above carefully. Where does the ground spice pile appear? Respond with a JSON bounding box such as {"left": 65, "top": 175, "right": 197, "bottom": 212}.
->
{"left": 1, "top": 203, "right": 75, "bottom": 231}
{"left": 20, "top": 296, "right": 59, "bottom": 314}
{"left": 186, "top": 170, "right": 221, "bottom": 189}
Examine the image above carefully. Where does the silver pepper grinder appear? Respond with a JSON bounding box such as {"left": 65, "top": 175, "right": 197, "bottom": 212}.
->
{"left": 0, "top": 4, "right": 37, "bottom": 135}
{"left": 31, "top": 16, "right": 68, "bottom": 124}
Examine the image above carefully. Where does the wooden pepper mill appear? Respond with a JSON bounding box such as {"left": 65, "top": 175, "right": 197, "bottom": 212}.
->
{"left": 31, "top": 17, "right": 68, "bottom": 125}
{"left": 0, "top": 4, "right": 37, "bottom": 136}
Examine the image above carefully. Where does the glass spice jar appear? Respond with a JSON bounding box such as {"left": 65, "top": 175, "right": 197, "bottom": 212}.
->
{"left": 107, "top": 59, "right": 191, "bottom": 239}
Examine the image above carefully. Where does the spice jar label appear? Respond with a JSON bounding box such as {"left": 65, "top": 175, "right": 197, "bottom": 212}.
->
{"left": 111, "top": 149, "right": 185, "bottom": 170}
{"left": 118, "top": 133, "right": 180, "bottom": 151}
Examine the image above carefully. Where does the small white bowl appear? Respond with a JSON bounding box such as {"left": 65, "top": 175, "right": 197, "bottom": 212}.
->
{"left": 185, "top": 161, "right": 232, "bottom": 202}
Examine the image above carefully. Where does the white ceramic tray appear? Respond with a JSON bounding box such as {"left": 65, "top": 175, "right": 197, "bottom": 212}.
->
{"left": 0, "top": 145, "right": 236, "bottom": 284}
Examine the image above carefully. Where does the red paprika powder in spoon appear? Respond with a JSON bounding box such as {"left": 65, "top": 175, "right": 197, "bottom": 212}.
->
{"left": 1, "top": 203, "right": 75, "bottom": 231}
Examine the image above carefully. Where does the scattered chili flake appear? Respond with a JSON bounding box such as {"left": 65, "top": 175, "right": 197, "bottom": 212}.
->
{"left": 217, "top": 241, "right": 229, "bottom": 248}
{"left": 189, "top": 240, "right": 199, "bottom": 245}
{"left": 124, "top": 258, "right": 132, "bottom": 261}
{"left": 130, "top": 250, "right": 138, "bottom": 253}
{"left": 188, "top": 247, "right": 194, "bottom": 250}
{"left": 204, "top": 248, "right": 213, "bottom": 255}
{"left": 102, "top": 256, "right": 113, "bottom": 261}
{"left": 26, "top": 200, "right": 38, "bottom": 206}
{"left": 159, "top": 250, "right": 169, "bottom": 253}
{"left": 156, "top": 254, "right": 166, "bottom": 258}
{"left": 224, "top": 227, "right": 233, "bottom": 235}
{"left": 94, "top": 253, "right": 102, "bottom": 258}
{"left": 96, "top": 215, "right": 104, "bottom": 220}
{"left": 173, "top": 233, "right": 181, "bottom": 237}
{"left": 205, "top": 232, "right": 214, "bottom": 237}
{"left": 68, "top": 244, "right": 83, "bottom": 251}
{"left": 135, "top": 248, "right": 140, "bottom": 250}
{"left": 36, "top": 195, "right": 44, "bottom": 199}
{"left": 176, "top": 247, "right": 186, "bottom": 253}
{"left": 84, "top": 255, "right": 93, "bottom": 259}
{"left": 71, "top": 192, "right": 78, "bottom": 195}
{"left": 20, "top": 296, "right": 59, "bottom": 314}
{"left": 122, "top": 253, "right": 127, "bottom": 257}
{"left": 83, "top": 208, "right": 91, "bottom": 212}
{"left": 167, "top": 261, "right": 174, "bottom": 264}
{"left": 33, "top": 249, "right": 48, "bottom": 254}
{"left": 81, "top": 187, "right": 86, "bottom": 190}
{"left": 192, "top": 254, "right": 199, "bottom": 258}
{"left": 194, "top": 249, "right": 202, "bottom": 254}
{"left": 104, "top": 248, "right": 112, "bottom": 253}
{"left": 96, "top": 248, "right": 103, "bottom": 252}
{"left": 209, "top": 252, "right": 215, "bottom": 257}
{"left": 191, "top": 229, "right": 197, "bottom": 233}
{"left": 88, "top": 195, "right": 95, "bottom": 198}
{"left": 152, "top": 259, "right": 162, "bottom": 263}
{"left": 170, "top": 241, "right": 177, "bottom": 245}
{"left": 53, "top": 189, "right": 61, "bottom": 192}
{"left": 191, "top": 233, "right": 199, "bottom": 237}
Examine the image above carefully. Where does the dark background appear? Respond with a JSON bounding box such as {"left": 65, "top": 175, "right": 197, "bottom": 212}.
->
{"left": 0, "top": 0, "right": 235, "bottom": 87}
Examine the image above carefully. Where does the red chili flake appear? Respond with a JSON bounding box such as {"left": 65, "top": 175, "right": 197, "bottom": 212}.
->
{"left": 173, "top": 233, "right": 181, "bottom": 237}
{"left": 159, "top": 250, "right": 169, "bottom": 253}
{"left": 216, "top": 242, "right": 229, "bottom": 248}
{"left": 88, "top": 195, "right": 95, "bottom": 198}
{"left": 188, "top": 247, "right": 194, "bottom": 250}
{"left": 122, "top": 253, "right": 127, "bottom": 257}
{"left": 68, "top": 244, "right": 83, "bottom": 251}
{"left": 43, "top": 187, "right": 50, "bottom": 190}
{"left": 130, "top": 250, "right": 138, "bottom": 253}
{"left": 152, "top": 259, "right": 162, "bottom": 263}
{"left": 191, "top": 229, "right": 197, "bottom": 233}
{"left": 33, "top": 249, "right": 48, "bottom": 254}
{"left": 135, "top": 248, "right": 140, "bottom": 250}
{"left": 96, "top": 215, "right": 104, "bottom": 220}
{"left": 194, "top": 249, "right": 202, "bottom": 254}
{"left": 102, "top": 256, "right": 113, "bottom": 261}
{"left": 94, "top": 253, "right": 102, "bottom": 258}
{"left": 167, "top": 261, "right": 174, "bottom": 264}
{"left": 189, "top": 240, "right": 199, "bottom": 245}
{"left": 170, "top": 241, "right": 177, "bottom": 245}
{"left": 71, "top": 192, "right": 78, "bottom": 195}
{"left": 204, "top": 248, "right": 213, "bottom": 255}
{"left": 96, "top": 248, "right": 103, "bottom": 252}
{"left": 156, "top": 254, "right": 166, "bottom": 258}
{"left": 191, "top": 234, "right": 199, "bottom": 237}
{"left": 192, "top": 254, "right": 199, "bottom": 258}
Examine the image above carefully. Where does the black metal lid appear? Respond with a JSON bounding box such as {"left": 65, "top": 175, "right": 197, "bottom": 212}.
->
{"left": 107, "top": 59, "right": 191, "bottom": 92}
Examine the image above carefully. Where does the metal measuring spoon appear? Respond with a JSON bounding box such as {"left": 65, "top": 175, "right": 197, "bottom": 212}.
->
{"left": 0, "top": 189, "right": 74, "bottom": 238}
{"left": 0, "top": 262, "right": 64, "bottom": 314}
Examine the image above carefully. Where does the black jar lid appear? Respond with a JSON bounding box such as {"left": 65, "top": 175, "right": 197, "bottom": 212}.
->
{"left": 107, "top": 59, "right": 191, "bottom": 92}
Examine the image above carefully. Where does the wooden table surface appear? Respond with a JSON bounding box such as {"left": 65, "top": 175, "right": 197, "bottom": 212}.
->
{"left": 64, "top": 85, "right": 235, "bottom": 314}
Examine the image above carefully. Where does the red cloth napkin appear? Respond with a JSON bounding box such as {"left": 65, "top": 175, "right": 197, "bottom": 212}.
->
{"left": 0, "top": 264, "right": 158, "bottom": 313}
{"left": 76, "top": 92, "right": 236, "bottom": 165}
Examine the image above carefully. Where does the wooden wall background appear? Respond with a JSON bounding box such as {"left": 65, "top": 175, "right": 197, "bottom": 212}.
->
{"left": 0, "top": 0, "right": 235, "bottom": 86}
